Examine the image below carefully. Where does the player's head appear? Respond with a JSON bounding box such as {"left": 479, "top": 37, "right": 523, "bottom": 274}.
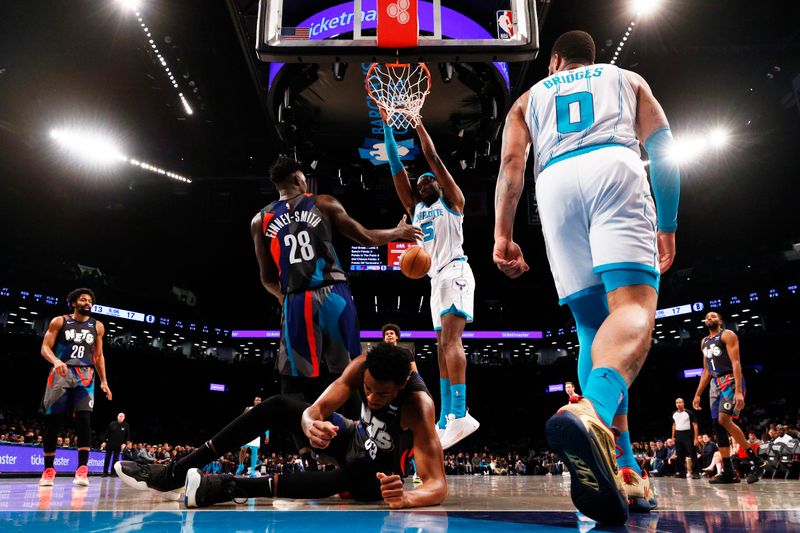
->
{"left": 269, "top": 155, "right": 307, "bottom": 193}
{"left": 549, "top": 30, "right": 595, "bottom": 76}
{"left": 382, "top": 323, "right": 401, "bottom": 345}
{"left": 67, "top": 288, "right": 95, "bottom": 316}
{"left": 704, "top": 311, "right": 723, "bottom": 329}
{"left": 363, "top": 343, "right": 411, "bottom": 411}
{"left": 675, "top": 397, "right": 685, "bottom": 410}
{"left": 254, "top": 395, "right": 262, "bottom": 406}
{"left": 416, "top": 172, "right": 440, "bottom": 205}
{"left": 117, "top": 412, "right": 125, "bottom": 423}
{"left": 564, "top": 381, "right": 575, "bottom": 396}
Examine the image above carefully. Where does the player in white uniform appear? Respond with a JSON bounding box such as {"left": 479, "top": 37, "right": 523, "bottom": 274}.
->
{"left": 381, "top": 111, "right": 479, "bottom": 450}
{"left": 493, "top": 31, "right": 680, "bottom": 524}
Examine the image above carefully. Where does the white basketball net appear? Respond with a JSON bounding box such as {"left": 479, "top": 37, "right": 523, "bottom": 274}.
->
{"left": 366, "top": 63, "right": 431, "bottom": 130}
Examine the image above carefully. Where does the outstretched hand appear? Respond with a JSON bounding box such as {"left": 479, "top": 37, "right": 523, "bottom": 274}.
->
{"left": 397, "top": 215, "right": 423, "bottom": 242}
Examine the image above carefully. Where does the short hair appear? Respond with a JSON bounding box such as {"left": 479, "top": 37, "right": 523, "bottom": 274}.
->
{"left": 269, "top": 155, "right": 303, "bottom": 185}
{"left": 382, "top": 323, "right": 401, "bottom": 337}
{"left": 364, "top": 343, "right": 411, "bottom": 385}
{"left": 551, "top": 30, "right": 595, "bottom": 64}
{"left": 67, "top": 288, "right": 95, "bottom": 305}
{"left": 564, "top": 381, "right": 574, "bottom": 387}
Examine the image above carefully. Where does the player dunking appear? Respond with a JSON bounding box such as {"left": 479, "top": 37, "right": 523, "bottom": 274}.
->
{"left": 692, "top": 311, "right": 768, "bottom": 484}
{"left": 39, "top": 288, "right": 112, "bottom": 487}
{"left": 251, "top": 156, "right": 422, "bottom": 417}
{"left": 494, "top": 31, "right": 678, "bottom": 523}
{"left": 382, "top": 112, "right": 479, "bottom": 449}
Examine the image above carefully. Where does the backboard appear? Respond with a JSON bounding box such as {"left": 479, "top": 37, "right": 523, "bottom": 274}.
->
{"left": 256, "top": 0, "right": 538, "bottom": 63}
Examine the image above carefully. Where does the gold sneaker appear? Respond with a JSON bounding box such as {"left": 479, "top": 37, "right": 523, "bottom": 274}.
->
{"left": 621, "top": 467, "right": 656, "bottom": 512}
{"left": 545, "top": 396, "right": 628, "bottom": 525}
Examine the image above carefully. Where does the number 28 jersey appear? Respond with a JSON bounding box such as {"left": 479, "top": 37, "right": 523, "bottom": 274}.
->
{"left": 261, "top": 194, "right": 347, "bottom": 294}
{"left": 55, "top": 316, "right": 98, "bottom": 367}
{"left": 526, "top": 63, "right": 641, "bottom": 173}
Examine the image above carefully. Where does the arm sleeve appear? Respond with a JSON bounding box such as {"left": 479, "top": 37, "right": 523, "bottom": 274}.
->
{"left": 644, "top": 127, "right": 681, "bottom": 232}
{"left": 383, "top": 123, "right": 404, "bottom": 176}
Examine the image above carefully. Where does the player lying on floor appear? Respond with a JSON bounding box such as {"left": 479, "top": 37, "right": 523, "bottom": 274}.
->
{"left": 115, "top": 343, "right": 447, "bottom": 509}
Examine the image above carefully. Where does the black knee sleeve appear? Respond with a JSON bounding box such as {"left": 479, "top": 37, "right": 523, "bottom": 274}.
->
{"left": 277, "top": 468, "right": 348, "bottom": 499}
{"left": 714, "top": 421, "right": 730, "bottom": 447}
{"left": 343, "top": 457, "right": 382, "bottom": 502}
{"left": 75, "top": 411, "right": 92, "bottom": 447}
{"left": 43, "top": 414, "right": 66, "bottom": 453}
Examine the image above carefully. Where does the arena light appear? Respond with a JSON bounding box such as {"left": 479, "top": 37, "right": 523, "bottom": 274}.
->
{"left": 709, "top": 127, "right": 729, "bottom": 148}
{"left": 632, "top": 0, "right": 662, "bottom": 16}
{"left": 50, "top": 128, "right": 127, "bottom": 166}
{"left": 116, "top": 0, "right": 141, "bottom": 11}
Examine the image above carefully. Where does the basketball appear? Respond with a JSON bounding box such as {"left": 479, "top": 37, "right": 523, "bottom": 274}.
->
{"left": 399, "top": 246, "right": 431, "bottom": 279}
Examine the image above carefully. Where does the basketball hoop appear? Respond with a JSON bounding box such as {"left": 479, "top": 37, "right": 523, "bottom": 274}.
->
{"left": 366, "top": 62, "right": 431, "bottom": 130}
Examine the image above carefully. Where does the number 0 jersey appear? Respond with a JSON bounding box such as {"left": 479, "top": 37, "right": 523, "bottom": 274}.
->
{"left": 55, "top": 315, "right": 98, "bottom": 367}
{"left": 526, "top": 63, "right": 641, "bottom": 173}
{"left": 261, "top": 194, "right": 347, "bottom": 294}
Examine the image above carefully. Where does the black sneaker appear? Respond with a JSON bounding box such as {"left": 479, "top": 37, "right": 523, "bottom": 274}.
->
{"left": 746, "top": 459, "right": 768, "bottom": 484}
{"left": 184, "top": 469, "right": 247, "bottom": 508}
{"left": 691, "top": 473, "right": 701, "bottom": 479}
{"left": 709, "top": 471, "right": 740, "bottom": 484}
{"left": 115, "top": 461, "right": 183, "bottom": 501}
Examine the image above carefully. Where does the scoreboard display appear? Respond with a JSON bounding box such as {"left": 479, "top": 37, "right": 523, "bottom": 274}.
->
{"left": 350, "top": 242, "right": 418, "bottom": 271}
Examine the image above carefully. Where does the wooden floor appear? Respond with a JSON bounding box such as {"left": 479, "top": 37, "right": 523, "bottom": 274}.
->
{"left": 1, "top": 474, "right": 799, "bottom": 531}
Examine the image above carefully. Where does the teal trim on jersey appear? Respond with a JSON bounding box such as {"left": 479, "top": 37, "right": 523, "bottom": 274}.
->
{"left": 558, "top": 283, "right": 606, "bottom": 306}
{"left": 544, "top": 143, "right": 628, "bottom": 170}
{"left": 593, "top": 263, "right": 660, "bottom": 293}
{"left": 439, "top": 304, "right": 473, "bottom": 322}
{"left": 282, "top": 298, "right": 299, "bottom": 377}
{"left": 439, "top": 196, "right": 462, "bottom": 217}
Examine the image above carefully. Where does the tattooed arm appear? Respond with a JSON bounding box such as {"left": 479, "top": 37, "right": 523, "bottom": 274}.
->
{"left": 493, "top": 92, "right": 532, "bottom": 279}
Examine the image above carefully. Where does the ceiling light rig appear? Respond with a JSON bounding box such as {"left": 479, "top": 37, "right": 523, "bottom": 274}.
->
{"left": 132, "top": 10, "right": 194, "bottom": 116}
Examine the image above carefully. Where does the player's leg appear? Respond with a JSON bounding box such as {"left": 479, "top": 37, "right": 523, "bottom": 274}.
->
{"left": 40, "top": 369, "right": 71, "bottom": 486}
{"left": 716, "top": 380, "right": 767, "bottom": 483}
{"left": 71, "top": 367, "right": 94, "bottom": 486}
{"left": 431, "top": 286, "right": 450, "bottom": 432}
{"left": 319, "top": 283, "right": 362, "bottom": 420}
{"left": 117, "top": 396, "right": 321, "bottom": 498}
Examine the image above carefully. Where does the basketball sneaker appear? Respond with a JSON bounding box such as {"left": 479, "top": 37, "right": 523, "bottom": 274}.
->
{"left": 709, "top": 471, "right": 740, "bottom": 484}
{"left": 39, "top": 468, "right": 56, "bottom": 487}
{"left": 413, "top": 474, "right": 423, "bottom": 486}
{"left": 439, "top": 412, "right": 480, "bottom": 450}
{"left": 184, "top": 469, "right": 247, "bottom": 508}
{"left": 746, "top": 457, "right": 768, "bottom": 484}
{"left": 621, "top": 467, "right": 656, "bottom": 512}
{"left": 72, "top": 465, "right": 89, "bottom": 486}
{"left": 115, "top": 460, "right": 184, "bottom": 501}
{"left": 545, "top": 396, "right": 628, "bottom": 525}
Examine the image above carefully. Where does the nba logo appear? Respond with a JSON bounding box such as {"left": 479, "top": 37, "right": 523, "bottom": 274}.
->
{"left": 496, "top": 10, "right": 515, "bottom": 40}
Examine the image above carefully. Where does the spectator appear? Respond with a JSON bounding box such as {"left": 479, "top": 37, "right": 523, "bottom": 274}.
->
{"left": 775, "top": 425, "right": 797, "bottom": 446}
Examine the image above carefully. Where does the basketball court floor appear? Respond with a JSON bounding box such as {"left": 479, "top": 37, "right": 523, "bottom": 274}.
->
{"left": 2, "top": 475, "right": 798, "bottom": 532}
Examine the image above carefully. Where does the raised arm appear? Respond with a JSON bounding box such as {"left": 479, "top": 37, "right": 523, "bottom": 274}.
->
{"left": 316, "top": 194, "right": 422, "bottom": 246}
{"left": 301, "top": 355, "right": 366, "bottom": 448}
{"left": 381, "top": 113, "right": 419, "bottom": 216}
{"left": 377, "top": 392, "right": 447, "bottom": 508}
{"left": 493, "top": 92, "right": 532, "bottom": 278}
{"left": 415, "top": 120, "right": 464, "bottom": 213}
{"left": 250, "top": 213, "right": 283, "bottom": 304}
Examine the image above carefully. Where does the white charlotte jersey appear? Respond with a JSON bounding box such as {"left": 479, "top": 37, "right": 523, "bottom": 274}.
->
{"left": 412, "top": 196, "right": 465, "bottom": 275}
{"left": 526, "top": 63, "right": 641, "bottom": 173}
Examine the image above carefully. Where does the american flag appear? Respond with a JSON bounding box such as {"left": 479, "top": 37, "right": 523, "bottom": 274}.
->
{"left": 281, "top": 27, "right": 310, "bottom": 40}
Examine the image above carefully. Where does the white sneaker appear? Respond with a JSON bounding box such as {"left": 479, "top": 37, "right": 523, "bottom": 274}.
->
{"left": 435, "top": 423, "right": 446, "bottom": 441}
{"left": 412, "top": 474, "right": 423, "bottom": 486}
{"left": 439, "top": 411, "right": 480, "bottom": 450}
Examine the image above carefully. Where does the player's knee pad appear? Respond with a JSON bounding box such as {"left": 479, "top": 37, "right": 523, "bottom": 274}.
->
{"left": 567, "top": 291, "right": 609, "bottom": 390}
{"left": 75, "top": 411, "right": 92, "bottom": 447}
{"left": 43, "top": 414, "right": 65, "bottom": 453}
{"left": 713, "top": 421, "right": 730, "bottom": 447}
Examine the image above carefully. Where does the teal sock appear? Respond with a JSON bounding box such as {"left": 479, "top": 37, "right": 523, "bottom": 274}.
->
{"left": 584, "top": 367, "right": 626, "bottom": 427}
{"left": 450, "top": 383, "right": 467, "bottom": 419}
{"left": 616, "top": 430, "right": 641, "bottom": 474}
{"left": 438, "top": 378, "right": 451, "bottom": 429}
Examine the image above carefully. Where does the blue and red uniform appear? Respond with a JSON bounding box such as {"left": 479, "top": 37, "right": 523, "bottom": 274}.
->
{"left": 260, "top": 194, "right": 360, "bottom": 377}
{"left": 703, "top": 330, "right": 745, "bottom": 419}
